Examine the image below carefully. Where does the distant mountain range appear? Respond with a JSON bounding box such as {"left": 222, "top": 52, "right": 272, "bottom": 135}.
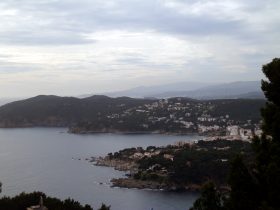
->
{"left": 95, "top": 80, "right": 264, "bottom": 99}
{"left": 149, "top": 81, "right": 264, "bottom": 99}
{"left": 0, "top": 98, "right": 22, "bottom": 106}
{"left": 0, "top": 81, "right": 264, "bottom": 108}
{"left": 100, "top": 81, "right": 212, "bottom": 98}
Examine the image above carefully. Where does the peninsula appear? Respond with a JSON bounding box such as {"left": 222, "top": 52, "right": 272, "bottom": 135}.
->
{"left": 92, "top": 139, "right": 254, "bottom": 191}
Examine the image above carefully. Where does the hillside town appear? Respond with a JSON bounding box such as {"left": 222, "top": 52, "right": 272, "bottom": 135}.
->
{"left": 102, "top": 98, "right": 263, "bottom": 140}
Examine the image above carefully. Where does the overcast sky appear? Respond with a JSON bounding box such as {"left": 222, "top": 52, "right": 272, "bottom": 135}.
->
{"left": 0, "top": 0, "right": 279, "bottom": 97}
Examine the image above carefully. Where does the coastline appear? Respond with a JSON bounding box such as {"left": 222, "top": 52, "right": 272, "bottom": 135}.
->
{"left": 0, "top": 124, "right": 225, "bottom": 138}
{"left": 0, "top": 125, "right": 204, "bottom": 136}
{"left": 68, "top": 127, "right": 202, "bottom": 136}
{"left": 90, "top": 139, "right": 242, "bottom": 193}
{"left": 110, "top": 178, "right": 203, "bottom": 192}
{"left": 92, "top": 156, "right": 205, "bottom": 192}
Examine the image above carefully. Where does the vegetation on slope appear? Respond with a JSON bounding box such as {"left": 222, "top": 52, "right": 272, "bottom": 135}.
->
{"left": 190, "top": 58, "right": 280, "bottom": 210}
{"left": 97, "top": 139, "right": 254, "bottom": 190}
{"left": 0, "top": 191, "right": 110, "bottom": 210}
{"left": 0, "top": 95, "right": 154, "bottom": 127}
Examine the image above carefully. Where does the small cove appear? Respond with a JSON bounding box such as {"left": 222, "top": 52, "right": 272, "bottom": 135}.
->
{"left": 0, "top": 128, "right": 200, "bottom": 210}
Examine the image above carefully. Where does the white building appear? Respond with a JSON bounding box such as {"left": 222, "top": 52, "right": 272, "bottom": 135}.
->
{"left": 240, "top": 128, "right": 253, "bottom": 140}
{"left": 27, "top": 196, "right": 48, "bottom": 210}
{"left": 227, "top": 126, "right": 240, "bottom": 136}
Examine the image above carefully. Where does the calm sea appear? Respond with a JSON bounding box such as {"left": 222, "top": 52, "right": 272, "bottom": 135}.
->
{"left": 0, "top": 128, "right": 200, "bottom": 210}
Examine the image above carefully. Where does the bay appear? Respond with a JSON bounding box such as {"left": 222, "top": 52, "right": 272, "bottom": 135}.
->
{"left": 0, "top": 128, "right": 200, "bottom": 210}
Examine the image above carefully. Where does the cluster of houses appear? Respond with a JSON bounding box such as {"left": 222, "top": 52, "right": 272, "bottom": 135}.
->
{"left": 203, "top": 125, "right": 262, "bottom": 141}
{"left": 104, "top": 98, "right": 262, "bottom": 139}
{"left": 225, "top": 125, "right": 262, "bottom": 141}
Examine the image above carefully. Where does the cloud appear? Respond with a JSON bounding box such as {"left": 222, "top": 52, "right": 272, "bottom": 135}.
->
{"left": 0, "top": 0, "right": 253, "bottom": 45}
{"left": 0, "top": 0, "right": 279, "bottom": 97}
{"left": 0, "top": 0, "right": 278, "bottom": 47}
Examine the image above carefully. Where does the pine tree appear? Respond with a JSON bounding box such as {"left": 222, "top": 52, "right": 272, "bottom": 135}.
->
{"left": 190, "top": 58, "right": 280, "bottom": 210}
{"left": 190, "top": 182, "right": 223, "bottom": 210}
{"left": 261, "top": 58, "right": 280, "bottom": 140}
{"left": 253, "top": 58, "right": 280, "bottom": 209}
{"left": 98, "top": 203, "right": 111, "bottom": 210}
{"left": 226, "top": 155, "right": 258, "bottom": 210}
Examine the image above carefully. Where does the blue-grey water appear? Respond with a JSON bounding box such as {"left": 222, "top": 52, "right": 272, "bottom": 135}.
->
{"left": 0, "top": 128, "right": 200, "bottom": 210}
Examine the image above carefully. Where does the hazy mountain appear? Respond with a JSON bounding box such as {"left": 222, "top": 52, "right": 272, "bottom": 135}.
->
{"left": 0, "top": 98, "right": 22, "bottom": 106}
{"left": 147, "top": 81, "right": 262, "bottom": 99}
{"left": 80, "top": 81, "right": 262, "bottom": 99}
{"left": 230, "top": 91, "right": 265, "bottom": 99}
{"left": 91, "top": 81, "right": 213, "bottom": 98}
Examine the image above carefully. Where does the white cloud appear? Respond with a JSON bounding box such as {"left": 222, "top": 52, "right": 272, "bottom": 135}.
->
{"left": 0, "top": 0, "right": 279, "bottom": 97}
{"left": 162, "top": 0, "right": 242, "bottom": 19}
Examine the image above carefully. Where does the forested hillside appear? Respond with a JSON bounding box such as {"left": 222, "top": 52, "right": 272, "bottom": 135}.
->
{"left": 0, "top": 95, "right": 265, "bottom": 135}
{"left": 0, "top": 95, "right": 154, "bottom": 127}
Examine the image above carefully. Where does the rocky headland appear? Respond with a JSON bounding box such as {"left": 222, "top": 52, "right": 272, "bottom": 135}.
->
{"left": 89, "top": 139, "right": 252, "bottom": 192}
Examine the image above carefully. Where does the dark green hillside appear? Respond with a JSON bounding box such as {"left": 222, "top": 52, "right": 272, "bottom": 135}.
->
{"left": 0, "top": 95, "right": 155, "bottom": 127}
{"left": 99, "top": 140, "right": 254, "bottom": 190}
{"left": 0, "top": 95, "right": 265, "bottom": 134}
{"left": 72, "top": 98, "right": 265, "bottom": 134}
{"left": 0, "top": 191, "right": 111, "bottom": 210}
{"left": 208, "top": 99, "right": 265, "bottom": 121}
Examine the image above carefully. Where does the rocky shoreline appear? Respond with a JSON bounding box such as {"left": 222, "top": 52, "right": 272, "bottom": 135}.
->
{"left": 110, "top": 178, "right": 203, "bottom": 191}
{"left": 69, "top": 127, "right": 200, "bottom": 136}
{"left": 91, "top": 156, "right": 203, "bottom": 192}
{"left": 68, "top": 126, "right": 226, "bottom": 138}
{"left": 0, "top": 125, "right": 220, "bottom": 138}
{"left": 90, "top": 139, "right": 241, "bottom": 192}
{"left": 94, "top": 156, "right": 138, "bottom": 172}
